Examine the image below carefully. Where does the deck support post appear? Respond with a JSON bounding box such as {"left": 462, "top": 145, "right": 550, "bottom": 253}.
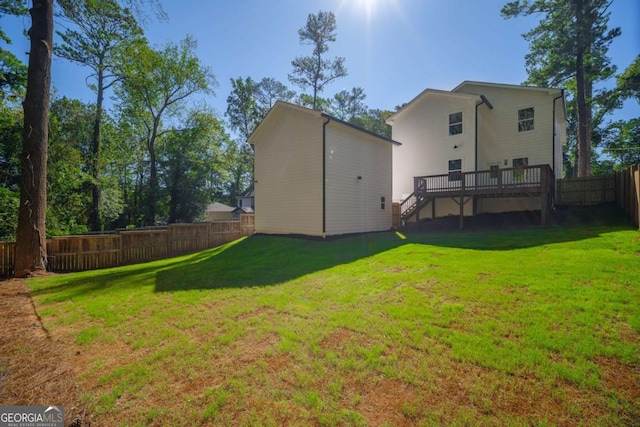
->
{"left": 541, "top": 192, "right": 549, "bottom": 225}
{"left": 432, "top": 197, "right": 436, "bottom": 219}
{"left": 459, "top": 195, "right": 464, "bottom": 229}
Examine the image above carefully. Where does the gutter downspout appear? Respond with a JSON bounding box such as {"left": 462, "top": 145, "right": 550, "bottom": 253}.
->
{"left": 322, "top": 116, "right": 330, "bottom": 238}
{"left": 475, "top": 94, "right": 494, "bottom": 172}
{"left": 552, "top": 89, "right": 564, "bottom": 178}
{"left": 474, "top": 95, "right": 493, "bottom": 216}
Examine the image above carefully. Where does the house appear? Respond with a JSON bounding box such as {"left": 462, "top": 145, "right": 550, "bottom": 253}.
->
{"left": 386, "top": 81, "right": 567, "bottom": 224}
{"left": 248, "top": 101, "right": 400, "bottom": 237}
{"left": 205, "top": 202, "right": 235, "bottom": 221}
{"left": 236, "top": 186, "right": 254, "bottom": 210}
{"left": 232, "top": 206, "right": 254, "bottom": 219}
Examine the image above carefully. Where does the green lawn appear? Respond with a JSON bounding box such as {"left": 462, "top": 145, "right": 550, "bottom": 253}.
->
{"left": 28, "top": 222, "right": 640, "bottom": 426}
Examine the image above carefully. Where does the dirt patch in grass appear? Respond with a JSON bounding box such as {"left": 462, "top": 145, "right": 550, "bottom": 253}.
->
{"left": 0, "top": 277, "right": 89, "bottom": 426}
{"left": 595, "top": 356, "right": 640, "bottom": 403}
{"left": 320, "top": 327, "right": 375, "bottom": 354}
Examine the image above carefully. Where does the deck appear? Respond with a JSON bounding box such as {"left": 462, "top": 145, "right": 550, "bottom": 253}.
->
{"left": 400, "top": 164, "right": 554, "bottom": 228}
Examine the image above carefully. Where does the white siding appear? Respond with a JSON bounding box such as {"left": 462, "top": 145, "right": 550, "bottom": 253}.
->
{"left": 461, "top": 83, "right": 557, "bottom": 177}
{"left": 325, "top": 123, "right": 393, "bottom": 236}
{"left": 391, "top": 93, "right": 477, "bottom": 202}
{"left": 459, "top": 84, "right": 560, "bottom": 214}
{"left": 253, "top": 108, "right": 323, "bottom": 236}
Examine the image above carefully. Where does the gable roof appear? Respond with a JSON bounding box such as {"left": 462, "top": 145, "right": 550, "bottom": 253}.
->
{"left": 238, "top": 186, "right": 254, "bottom": 198}
{"left": 248, "top": 101, "right": 401, "bottom": 146}
{"left": 385, "top": 88, "right": 481, "bottom": 125}
{"left": 206, "top": 202, "right": 234, "bottom": 212}
{"left": 232, "top": 206, "right": 254, "bottom": 214}
{"left": 386, "top": 81, "right": 565, "bottom": 125}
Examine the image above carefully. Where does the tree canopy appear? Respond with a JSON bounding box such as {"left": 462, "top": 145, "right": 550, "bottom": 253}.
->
{"left": 289, "top": 11, "right": 347, "bottom": 110}
{"left": 502, "top": 0, "right": 621, "bottom": 177}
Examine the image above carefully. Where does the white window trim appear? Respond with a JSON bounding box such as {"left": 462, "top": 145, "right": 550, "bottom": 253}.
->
{"left": 517, "top": 106, "right": 535, "bottom": 132}
{"left": 448, "top": 111, "right": 463, "bottom": 137}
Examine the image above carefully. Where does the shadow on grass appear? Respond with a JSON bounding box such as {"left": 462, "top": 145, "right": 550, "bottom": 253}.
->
{"left": 155, "top": 215, "right": 633, "bottom": 292}
{"left": 28, "top": 205, "right": 635, "bottom": 297}
{"left": 154, "top": 233, "right": 406, "bottom": 292}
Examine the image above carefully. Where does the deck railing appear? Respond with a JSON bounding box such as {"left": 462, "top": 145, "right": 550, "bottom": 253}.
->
{"left": 414, "top": 164, "right": 553, "bottom": 197}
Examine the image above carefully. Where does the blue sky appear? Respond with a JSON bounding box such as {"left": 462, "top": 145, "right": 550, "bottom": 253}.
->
{"left": 1, "top": 0, "right": 639, "bottom": 124}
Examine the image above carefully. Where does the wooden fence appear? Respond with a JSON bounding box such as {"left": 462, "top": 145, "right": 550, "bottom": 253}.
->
{"left": 0, "top": 241, "right": 15, "bottom": 277}
{"left": 0, "top": 215, "right": 255, "bottom": 277}
{"left": 556, "top": 165, "right": 639, "bottom": 228}
{"left": 615, "top": 164, "right": 639, "bottom": 228}
{"left": 556, "top": 175, "right": 616, "bottom": 205}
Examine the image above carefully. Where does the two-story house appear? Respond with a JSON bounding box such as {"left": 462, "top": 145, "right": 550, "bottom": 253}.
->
{"left": 387, "top": 81, "right": 567, "bottom": 225}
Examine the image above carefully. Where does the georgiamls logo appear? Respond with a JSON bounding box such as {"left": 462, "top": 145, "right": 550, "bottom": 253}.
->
{"left": 0, "top": 405, "right": 64, "bottom": 427}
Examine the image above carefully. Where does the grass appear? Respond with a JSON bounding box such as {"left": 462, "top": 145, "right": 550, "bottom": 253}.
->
{"left": 27, "top": 221, "right": 640, "bottom": 426}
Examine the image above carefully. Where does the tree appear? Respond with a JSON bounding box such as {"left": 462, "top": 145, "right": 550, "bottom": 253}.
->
{"left": 289, "top": 11, "right": 347, "bottom": 110}
{"left": 0, "top": 0, "right": 28, "bottom": 105}
{"left": 220, "top": 139, "right": 253, "bottom": 206}
{"left": 255, "top": 77, "right": 295, "bottom": 115}
{"left": 160, "top": 109, "right": 225, "bottom": 223}
{"left": 47, "top": 97, "right": 99, "bottom": 235}
{"left": 14, "top": 0, "right": 53, "bottom": 277}
{"left": 331, "top": 87, "right": 366, "bottom": 120}
{"left": 350, "top": 108, "right": 393, "bottom": 139}
{"left": 617, "top": 54, "right": 640, "bottom": 103}
{"left": 600, "top": 118, "right": 640, "bottom": 169}
{"left": 0, "top": 186, "right": 18, "bottom": 240}
{"left": 225, "top": 76, "right": 260, "bottom": 142}
{"left": 56, "top": 0, "right": 143, "bottom": 231}
{"left": 117, "top": 36, "right": 215, "bottom": 225}
{"left": 0, "top": 104, "right": 22, "bottom": 189}
{"left": 502, "top": 0, "right": 621, "bottom": 177}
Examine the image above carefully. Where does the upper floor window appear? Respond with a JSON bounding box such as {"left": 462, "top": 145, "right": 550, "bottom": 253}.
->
{"left": 518, "top": 107, "right": 534, "bottom": 132}
{"left": 449, "top": 112, "right": 463, "bottom": 136}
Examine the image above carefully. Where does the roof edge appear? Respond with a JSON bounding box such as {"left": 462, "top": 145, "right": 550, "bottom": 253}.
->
{"left": 452, "top": 80, "right": 563, "bottom": 95}
{"left": 386, "top": 88, "right": 480, "bottom": 124}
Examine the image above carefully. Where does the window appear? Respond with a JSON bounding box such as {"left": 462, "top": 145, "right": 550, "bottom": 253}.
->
{"left": 448, "top": 159, "right": 462, "bottom": 182}
{"left": 380, "top": 196, "right": 386, "bottom": 210}
{"left": 238, "top": 199, "right": 243, "bottom": 208}
{"left": 449, "top": 112, "right": 463, "bottom": 136}
{"left": 513, "top": 157, "right": 528, "bottom": 180}
{"left": 518, "top": 107, "right": 534, "bottom": 132}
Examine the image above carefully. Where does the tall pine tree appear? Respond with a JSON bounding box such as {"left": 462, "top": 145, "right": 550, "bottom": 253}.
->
{"left": 502, "top": 0, "right": 620, "bottom": 177}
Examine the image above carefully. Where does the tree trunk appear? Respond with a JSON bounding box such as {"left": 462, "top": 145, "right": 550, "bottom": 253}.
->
{"left": 88, "top": 68, "right": 105, "bottom": 231}
{"left": 145, "top": 117, "right": 161, "bottom": 225}
{"left": 14, "top": 0, "right": 53, "bottom": 277}
{"left": 575, "top": 0, "right": 590, "bottom": 177}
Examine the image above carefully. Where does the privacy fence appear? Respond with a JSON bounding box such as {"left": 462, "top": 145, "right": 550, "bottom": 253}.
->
{"left": 0, "top": 215, "right": 254, "bottom": 278}
{"left": 556, "top": 164, "right": 639, "bottom": 228}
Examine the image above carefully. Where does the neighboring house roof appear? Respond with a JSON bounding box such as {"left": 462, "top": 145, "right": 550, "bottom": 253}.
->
{"left": 206, "top": 202, "right": 234, "bottom": 212}
{"left": 248, "top": 101, "right": 401, "bottom": 146}
{"left": 238, "top": 186, "right": 254, "bottom": 198}
{"left": 232, "top": 207, "right": 254, "bottom": 214}
{"left": 387, "top": 81, "right": 565, "bottom": 125}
